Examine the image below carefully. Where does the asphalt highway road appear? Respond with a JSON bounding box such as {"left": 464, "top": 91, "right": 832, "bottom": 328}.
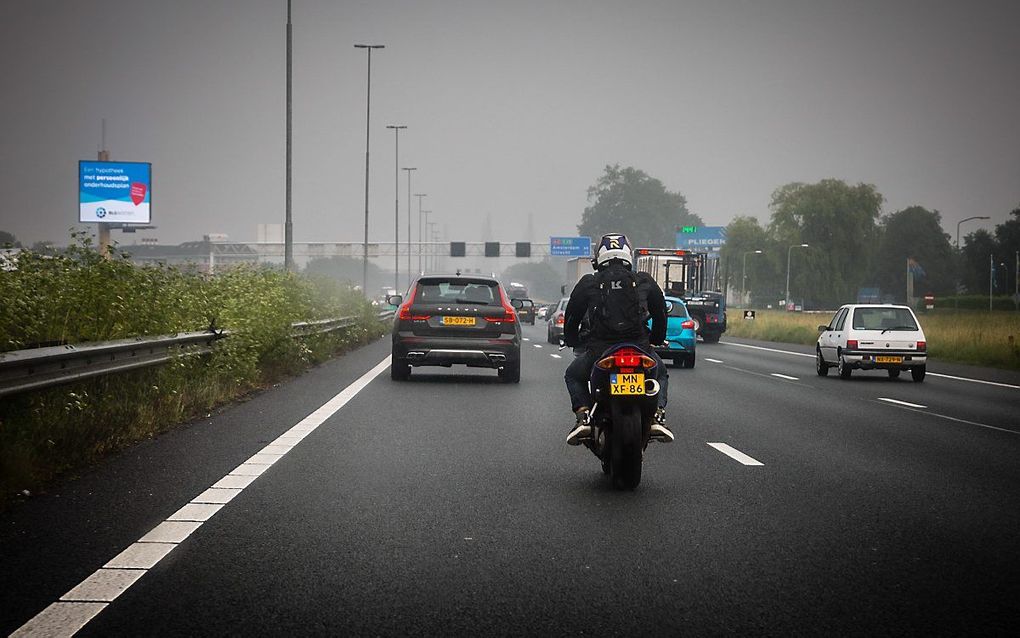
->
{"left": 3, "top": 324, "right": 1019, "bottom": 636}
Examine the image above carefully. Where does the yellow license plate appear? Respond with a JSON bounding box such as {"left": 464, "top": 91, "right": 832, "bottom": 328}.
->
{"left": 876, "top": 355, "right": 903, "bottom": 363}
{"left": 610, "top": 373, "right": 645, "bottom": 395}
{"left": 442, "top": 316, "right": 476, "bottom": 326}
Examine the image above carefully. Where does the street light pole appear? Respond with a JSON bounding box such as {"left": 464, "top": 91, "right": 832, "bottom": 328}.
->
{"left": 742, "top": 250, "right": 763, "bottom": 307}
{"left": 785, "top": 244, "right": 809, "bottom": 310}
{"left": 284, "top": 0, "right": 294, "bottom": 271}
{"left": 354, "top": 43, "right": 384, "bottom": 295}
{"left": 957, "top": 215, "right": 991, "bottom": 250}
{"left": 415, "top": 193, "right": 427, "bottom": 274}
{"left": 422, "top": 210, "right": 432, "bottom": 272}
{"left": 386, "top": 125, "right": 406, "bottom": 291}
{"left": 402, "top": 167, "right": 417, "bottom": 289}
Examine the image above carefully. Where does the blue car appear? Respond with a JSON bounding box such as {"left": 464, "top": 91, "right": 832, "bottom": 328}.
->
{"left": 648, "top": 296, "right": 697, "bottom": 368}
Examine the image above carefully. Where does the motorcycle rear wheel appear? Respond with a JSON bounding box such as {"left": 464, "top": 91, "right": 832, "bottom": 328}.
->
{"left": 609, "top": 401, "right": 643, "bottom": 490}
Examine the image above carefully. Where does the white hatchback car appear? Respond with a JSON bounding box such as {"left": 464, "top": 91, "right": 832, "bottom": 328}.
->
{"left": 816, "top": 304, "right": 928, "bottom": 382}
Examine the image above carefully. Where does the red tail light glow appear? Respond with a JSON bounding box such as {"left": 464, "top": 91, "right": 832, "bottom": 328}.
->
{"left": 917, "top": 341, "right": 926, "bottom": 352}
{"left": 398, "top": 285, "right": 419, "bottom": 321}
{"left": 555, "top": 314, "right": 565, "bottom": 325}
{"left": 681, "top": 320, "right": 695, "bottom": 330}
{"left": 595, "top": 347, "right": 657, "bottom": 370}
{"left": 846, "top": 339, "right": 858, "bottom": 350}
{"left": 484, "top": 286, "right": 515, "bottom": 323}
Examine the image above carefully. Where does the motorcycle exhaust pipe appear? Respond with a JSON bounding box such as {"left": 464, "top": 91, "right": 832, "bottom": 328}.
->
{"left": 644, "top": 379, "right": 660, "bottom": 397}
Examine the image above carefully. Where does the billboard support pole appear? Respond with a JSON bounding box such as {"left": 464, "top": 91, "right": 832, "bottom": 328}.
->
{"left": 97, "top": 144, "right": 111, "bottom": 259}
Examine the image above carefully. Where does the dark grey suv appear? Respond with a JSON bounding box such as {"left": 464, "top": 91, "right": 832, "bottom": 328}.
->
{"left": 387, "top": 275, "right": 532, "bottom": 383}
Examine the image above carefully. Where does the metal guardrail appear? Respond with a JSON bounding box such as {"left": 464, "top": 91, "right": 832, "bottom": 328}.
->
{"left": 0, "top": 311, "right": 393, "bottom": 399}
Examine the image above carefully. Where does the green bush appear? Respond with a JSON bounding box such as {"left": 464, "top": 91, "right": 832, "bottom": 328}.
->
{"left": 0, "top": 236, "right": 386, "bottom": 504}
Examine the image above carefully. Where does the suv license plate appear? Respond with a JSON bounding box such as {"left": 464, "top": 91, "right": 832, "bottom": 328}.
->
{"left": 610, "top": 373, "right": 645, "bottom": 395}
{"left": 442, "top": 316, "right": 476, "bottom": 326}
{"left": 876, "top": 355, "right": 903, "bottom": 363}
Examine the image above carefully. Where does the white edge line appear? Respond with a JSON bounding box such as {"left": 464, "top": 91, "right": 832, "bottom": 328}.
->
{"left": 877, "top": 397, "right": 927, "bottom": 409}
{"left": 721, "top": 341, "right": 1019, "bottom": 389}
{"left": 707, "top": 442, "right": 764, "bottom": 466}
{"left": 13, "top": 355, "right": 393, "bottom": 637}
{"left": 874, "top": 400, "right": 1020, "bottom": 435}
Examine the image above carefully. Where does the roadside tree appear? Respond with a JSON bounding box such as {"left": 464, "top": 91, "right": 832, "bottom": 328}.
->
{"left": 578, "top": 165, "right": 701, "bottom": 248}
{"left": 872, "top": 206, "right": 955, "bottom": 301}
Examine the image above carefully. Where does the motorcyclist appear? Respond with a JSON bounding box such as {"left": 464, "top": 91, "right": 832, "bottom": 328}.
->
{"left": 563, "top": 233, "right": 673, "bottom": 445}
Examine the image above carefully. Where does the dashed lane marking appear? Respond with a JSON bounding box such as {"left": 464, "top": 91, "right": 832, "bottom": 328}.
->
{"left": 12, "top": 356, "right": 394, "bottom": 638}
{"left": 877, "top": 397, "right": 927, "bottom": 409}
{"left": 523, "top": 338, "right": 530, "bottom": 341}
{"left": 533, "top": 344, "right": 543, "bottom": 348}
{"left": 550, "top": 354, "right": 562, "bottom": 359}
{"left": 705, "top": 358, "right": 724, "bottom": 363}
{"left": 707, "top": 442, "right": 764, "bottom": 466}
{"left": 771, "top": 373, "right": 799, "bottom": 381}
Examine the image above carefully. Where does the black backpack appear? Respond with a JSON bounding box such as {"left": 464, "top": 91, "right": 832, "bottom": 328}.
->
{"left": 591, "top": 266, "right": 647, "bottom": 340}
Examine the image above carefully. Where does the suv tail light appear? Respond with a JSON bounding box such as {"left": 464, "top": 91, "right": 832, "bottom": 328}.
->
{"left": 482, "top": 286, "right": 515, "bottom": 324}
{"left": 846, "top": 339, "right": 858, "bottom": 350}
{"left": 916, "top": 341, "right": 926, "bottom": 352}
{"left": 681, "top": 320, "right": 695, "bottom": 330}
{"left": 398, "top": 286, "right": 421, "bottom": 321}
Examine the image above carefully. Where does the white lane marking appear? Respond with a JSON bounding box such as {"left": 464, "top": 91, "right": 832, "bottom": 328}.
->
{"left": 533, "top": 344, "right": 543, "bottom": 348}
{"left": 212, "top": 474, "right": 258, "bottom": 489}
{"left": 550, "top": 354, "right": 562, "bottom": 359}
{"left": 707, "top": 442, "right": 764, "bottom": 466}
{"left": 928, "top": 372, "right": 1019, "bottom": 390}
{"left": 721, "top": 341, "right": 813, "bottom": 358}
{"left": 872, "top": 400, "right": 1020, "bottom": 435}
{"left": 138, "top": 521, "right": 203, "bottom": 544}
{"left": 60, "top": 569, "right": 146, "bottom": 602}
{"left": 14, "top": 356, "right": 393, "bottom": 637}
{"left": 878, "top": 397, "right": 927, "bottom": 409}
{"left": 705, "top": 358, "right": 724, "bottom": 363}
{"left": 10, "top": 603, "right": 107, "bottom": 638}
{"left": 722, "top": 341, "right": 1019, "bottom": 389}
{"left": 523, "top": 337, "right": 530, "bottom": 341}
{"left": 771, "top": 373, "right": 799, "bottom": 381}
{"left": 105, "top": 543, "right": 176, "bottom": 569}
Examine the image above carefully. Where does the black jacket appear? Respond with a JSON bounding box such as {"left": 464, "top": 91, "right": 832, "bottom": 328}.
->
{"left": 562, "top": 263, "right": 667, "bottom": 350}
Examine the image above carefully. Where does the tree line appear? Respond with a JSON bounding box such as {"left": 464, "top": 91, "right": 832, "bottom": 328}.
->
{"left": 574, "top": 166, "right": 1018, "bottom": 309}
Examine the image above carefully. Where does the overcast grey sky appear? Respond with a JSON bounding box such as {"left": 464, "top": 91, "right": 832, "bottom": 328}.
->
{"left": 1, "top": 0, "right": 1017, "bottom": 248}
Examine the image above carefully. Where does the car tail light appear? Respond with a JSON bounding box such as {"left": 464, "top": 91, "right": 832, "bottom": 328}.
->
{"left": 555, "top": 314, "right": 565, "bottom": 325}
{"left": 917, "top": 341, "right": 926, "bottom": 352}
{"left": 706, "top": 314, "right": 718, "bottom": 323}
{"left": 681, "top": 320, "right": 695, "bottom": 330}
{"left": 846, "top": 339, "right": 858, "bottom": 350}
{"left": 397, "top": 286, "right": 420, "bottom": 321}
{"left": 484, "top": 286, "right": 515, "bottom": 323}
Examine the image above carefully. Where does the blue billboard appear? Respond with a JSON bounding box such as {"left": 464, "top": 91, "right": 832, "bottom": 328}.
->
{"left": 79, "top": 161, "right": 152, "bottom": 223}
{"left": 676, "top": 226, "right": 726, "bottom": 251}
{"left": 550, "top": 236, "right": 591, "bottom": 257}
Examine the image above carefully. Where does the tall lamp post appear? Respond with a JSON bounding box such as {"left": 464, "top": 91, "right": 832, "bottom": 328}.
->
{"left": 955, "top": 216, "right": 990, "bottom": 310}
{"left": 956, "top": 216, "right": 990, "bottom": 250}
{"left": 402, "top": 167, "right": 417, "bottom": 289}
{"left": 284, "top": 1, "right": 294, "bottom": 271}
{"left": 354, "top": 43, "right": 384, "bottom": 295}
{"left": 422, "top": 210, "right": 432, "bottom": 272}
{"left": 386, "top": 125, "right": 406, "bottom": 291}
{"left": 785, "top": 243, "right": 809, "bottom": 310}
{"left": 415, "top": 193, "right": 427, "bottom": 274}
{"left": 741, "top": 250, "right": 763, "bottom": 307}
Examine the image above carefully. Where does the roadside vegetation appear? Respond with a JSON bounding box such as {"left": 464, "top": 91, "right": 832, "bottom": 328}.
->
{"left": 725, "top": 308, "right": 1020, "bottom": 370}
{"left": 0, "top": 235, "right": 387, "bottom": 506}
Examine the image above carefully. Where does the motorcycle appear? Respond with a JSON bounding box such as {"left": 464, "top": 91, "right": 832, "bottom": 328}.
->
{"left": 581, "top": 343, "right": 661, "bottom": 490}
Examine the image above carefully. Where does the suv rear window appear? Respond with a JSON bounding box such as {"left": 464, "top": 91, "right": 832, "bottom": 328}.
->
{"left": 852, "top": 307, "right": 918, "bottom": 331}
{"left": 416, "top": 279, "right": 499, "bottom": 305}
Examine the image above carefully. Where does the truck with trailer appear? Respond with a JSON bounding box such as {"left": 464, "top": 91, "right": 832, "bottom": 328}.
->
{"left": 634, "top": 247, "right": 726, "bottom": 343}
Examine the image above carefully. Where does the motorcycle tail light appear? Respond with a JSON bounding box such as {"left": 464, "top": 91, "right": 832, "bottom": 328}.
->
{"left": 596, "top": 356, "right": 615, "bottom": 370}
